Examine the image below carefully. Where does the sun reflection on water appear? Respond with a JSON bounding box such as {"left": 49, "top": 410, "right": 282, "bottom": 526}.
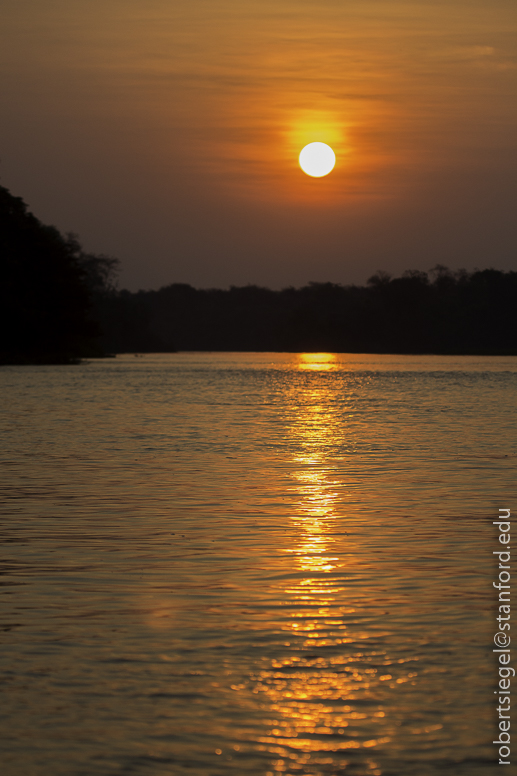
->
{"left": 250, "top": 374, "right": 399, "bottom": 774}
{"left": 298, "top": 353, "right": 338, "bottom": 371}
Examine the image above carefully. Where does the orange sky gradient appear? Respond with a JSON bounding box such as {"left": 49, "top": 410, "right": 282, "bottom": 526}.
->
{"left": 1, "top": 0, "right": 516, "bottom": 289}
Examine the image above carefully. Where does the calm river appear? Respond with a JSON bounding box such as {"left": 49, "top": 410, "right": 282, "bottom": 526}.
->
{"left": 1, "top": 353, "right": 516, "bottom": 776}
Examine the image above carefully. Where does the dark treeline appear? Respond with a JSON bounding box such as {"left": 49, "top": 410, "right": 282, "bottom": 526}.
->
{"left": 96, "top": 267, "right": 517, "bottom": 355}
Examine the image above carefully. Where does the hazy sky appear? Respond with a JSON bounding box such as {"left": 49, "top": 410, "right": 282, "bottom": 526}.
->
{"left": 1, "top": 0, "right": 516, "bottom": 290}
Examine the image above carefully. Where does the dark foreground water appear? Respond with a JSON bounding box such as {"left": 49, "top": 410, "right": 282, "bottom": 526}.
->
{"left": 0, "top": 353, "right": 516, "bottom": 776}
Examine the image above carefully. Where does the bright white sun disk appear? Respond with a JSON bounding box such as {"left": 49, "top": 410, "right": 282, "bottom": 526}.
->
{"left": 299, "top": 142, "right": 336, "bottom": 177}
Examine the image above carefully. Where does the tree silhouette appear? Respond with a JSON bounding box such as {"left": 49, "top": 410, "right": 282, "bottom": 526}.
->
{"left": 0, "top": 184, "right": 118, "bottom": 364}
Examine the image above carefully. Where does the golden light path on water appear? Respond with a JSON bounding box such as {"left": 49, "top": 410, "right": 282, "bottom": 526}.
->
{"left": 252, "top": 354, "right": 406, "bottom": 775}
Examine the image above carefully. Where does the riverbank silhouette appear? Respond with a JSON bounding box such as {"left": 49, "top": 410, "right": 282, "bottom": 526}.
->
{"left": 2, "top": 183, "right": 515, "bottom": 362}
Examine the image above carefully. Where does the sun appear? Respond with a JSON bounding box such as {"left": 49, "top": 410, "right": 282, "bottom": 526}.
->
{"left": 299, "top": 142, "right": 336, "bottom": 177}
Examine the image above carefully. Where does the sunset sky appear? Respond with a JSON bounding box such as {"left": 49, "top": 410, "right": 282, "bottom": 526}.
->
{"left": 1, "top": 0, "right": 516, "bottom": 290}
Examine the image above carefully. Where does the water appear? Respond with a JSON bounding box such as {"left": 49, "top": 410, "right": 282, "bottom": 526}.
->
{"left": 1, "top": 352, "right": 516, "bottom": 776}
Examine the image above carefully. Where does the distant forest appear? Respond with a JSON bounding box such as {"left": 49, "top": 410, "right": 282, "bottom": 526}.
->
{"left": 96, "top": 268, "right": 517, "bottom": 356}
{"left": 1, "top": 182, "right": 516, "bottom": 363}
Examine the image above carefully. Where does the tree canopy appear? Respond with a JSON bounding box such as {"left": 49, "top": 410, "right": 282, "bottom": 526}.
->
{"left": 0, "top": 185, "right": 118, "bottom": 364}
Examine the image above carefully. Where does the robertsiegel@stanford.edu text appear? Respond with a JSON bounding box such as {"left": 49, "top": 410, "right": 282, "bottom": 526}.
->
{"left": 494, "top": 508, "right": 512, "bottom": 765}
